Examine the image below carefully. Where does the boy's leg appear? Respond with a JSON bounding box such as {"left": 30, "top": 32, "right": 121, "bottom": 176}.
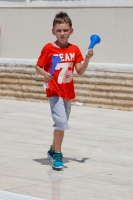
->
{"left": 52, "top": 130, "right": 64, "bottom": 152}
{"left": 48, "top": 97, "right": 71, "bottom": 168}
{"left": 51, "top": 129, "right": 64, "bottom": 169}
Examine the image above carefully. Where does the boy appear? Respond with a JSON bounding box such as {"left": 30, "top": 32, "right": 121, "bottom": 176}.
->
{"left": 36, "top": 11, "right": 94, "bottom": 169}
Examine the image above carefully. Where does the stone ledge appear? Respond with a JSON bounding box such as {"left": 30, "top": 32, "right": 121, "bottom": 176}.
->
{"left": 0, "top": 59, "right": 133, "bottom": 111}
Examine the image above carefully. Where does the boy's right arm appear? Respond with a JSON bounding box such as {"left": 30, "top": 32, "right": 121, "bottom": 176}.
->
{"left": 35, "top": 65, "right": 53, "bottom": 83}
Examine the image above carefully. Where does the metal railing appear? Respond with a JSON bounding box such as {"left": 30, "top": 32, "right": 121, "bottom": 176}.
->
{"left": 0, "top": 0, "right": 133, "bottom": 7}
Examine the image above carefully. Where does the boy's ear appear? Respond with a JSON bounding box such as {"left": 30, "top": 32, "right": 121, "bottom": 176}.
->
{"left": 71, "top": 28, "right": 74, "bottom": 35}
{"left": 52, "top": 28, "right": 55, "bottom": 35}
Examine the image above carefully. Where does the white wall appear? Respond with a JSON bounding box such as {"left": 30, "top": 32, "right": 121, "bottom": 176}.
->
{"left": 0, "top": 7, "right": 133, "bottom": 64}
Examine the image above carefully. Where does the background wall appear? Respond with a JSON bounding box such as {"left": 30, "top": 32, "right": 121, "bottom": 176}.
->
{"left": 0, "top": 7, "right": 133, "bottom": 64}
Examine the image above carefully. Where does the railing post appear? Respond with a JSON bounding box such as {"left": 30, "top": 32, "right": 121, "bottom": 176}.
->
{"left": 25, "top": 0, "right": 30, "bottom": 7}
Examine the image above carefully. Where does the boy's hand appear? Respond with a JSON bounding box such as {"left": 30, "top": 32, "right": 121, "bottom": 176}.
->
{"left": 85, "top": 49, "right": 94, "bottom": 59}
{"left": 44, "top": 72, "right": 53, "bottom": 83}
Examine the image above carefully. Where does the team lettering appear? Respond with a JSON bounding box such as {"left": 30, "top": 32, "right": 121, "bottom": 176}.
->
{"left": 53, "top": 53, "right": 75, "bottom": 61}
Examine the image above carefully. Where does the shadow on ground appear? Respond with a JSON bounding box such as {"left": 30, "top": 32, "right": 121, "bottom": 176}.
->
{"left": 33, "top": 157, "right": 89, "bottom": 167}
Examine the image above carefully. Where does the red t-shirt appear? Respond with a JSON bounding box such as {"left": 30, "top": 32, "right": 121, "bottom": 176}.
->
{"left": 37, "top": 43, "right": 84, "bottom": 100}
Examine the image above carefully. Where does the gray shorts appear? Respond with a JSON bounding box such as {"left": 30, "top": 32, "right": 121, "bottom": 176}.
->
{"left": 48, "top": 97, "right": 71, "bottom": 130}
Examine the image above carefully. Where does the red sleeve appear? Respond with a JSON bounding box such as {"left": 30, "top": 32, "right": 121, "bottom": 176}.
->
{"left": 36, "top": 44, "right": 49, "bottom": 68}
{"left": 75, "top": 46, "right": 84, "bottom": 63}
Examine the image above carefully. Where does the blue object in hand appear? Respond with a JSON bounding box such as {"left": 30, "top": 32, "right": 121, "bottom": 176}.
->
{"left": 88, "top": 34, "right": 101, "bottom": 49}
{"left": 44, "top": 55, "right": 61, "bottom": 89}
{"left": 50, "top": 55, "right": 61, "bottom": 75}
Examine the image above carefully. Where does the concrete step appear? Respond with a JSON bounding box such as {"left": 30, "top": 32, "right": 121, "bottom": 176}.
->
{"left": 1, "top": 61, "right": 133, "bottom": 110}
{"left": 1, "top": 84, "right": 133, "bottom": 101}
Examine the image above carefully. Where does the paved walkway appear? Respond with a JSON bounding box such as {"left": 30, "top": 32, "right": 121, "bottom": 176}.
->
{"left": 0, "top": 99, "right": 133, "bottom": 200}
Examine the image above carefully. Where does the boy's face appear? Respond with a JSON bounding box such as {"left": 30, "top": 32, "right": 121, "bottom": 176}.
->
{"left": 52, "top": 23, "right": 73, "bottom": 47}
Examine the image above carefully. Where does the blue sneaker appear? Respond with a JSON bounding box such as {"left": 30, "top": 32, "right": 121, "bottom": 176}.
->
{"left": 47, "top": 146, "right": 55, "bottom": 159}
{"left": 52, "top": 153, "right": 64, "bottom": 169}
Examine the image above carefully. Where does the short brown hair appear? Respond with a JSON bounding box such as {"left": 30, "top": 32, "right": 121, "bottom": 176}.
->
{"left": 53, "top": 12, "right": 72, "bottom": 28}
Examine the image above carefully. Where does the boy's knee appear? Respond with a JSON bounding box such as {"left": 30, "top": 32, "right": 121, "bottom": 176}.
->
{"left": 53, "top": 116, "right": 70, "bottom": 130}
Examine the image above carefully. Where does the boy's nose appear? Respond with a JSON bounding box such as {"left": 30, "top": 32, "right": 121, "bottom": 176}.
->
{"left": 61, "top": 31, "right": 64, "bottom": 35}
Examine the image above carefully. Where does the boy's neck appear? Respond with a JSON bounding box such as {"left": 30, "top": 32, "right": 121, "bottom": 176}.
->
{"left": 54, "top": 40, "right": 69, "bottom": 48}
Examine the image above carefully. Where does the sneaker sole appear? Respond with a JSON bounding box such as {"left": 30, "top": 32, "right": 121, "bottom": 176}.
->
{"left": 52, "top": 165, "right": 64, "bottom": 169}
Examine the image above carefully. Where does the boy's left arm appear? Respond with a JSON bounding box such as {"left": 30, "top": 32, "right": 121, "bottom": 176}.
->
{"left": 75, "top": 49, "right": 94, "bottom": 75}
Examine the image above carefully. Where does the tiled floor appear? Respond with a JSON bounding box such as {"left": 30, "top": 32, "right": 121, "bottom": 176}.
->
{"left": 0, "top": 99, "right": 133, "bottom": 200}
